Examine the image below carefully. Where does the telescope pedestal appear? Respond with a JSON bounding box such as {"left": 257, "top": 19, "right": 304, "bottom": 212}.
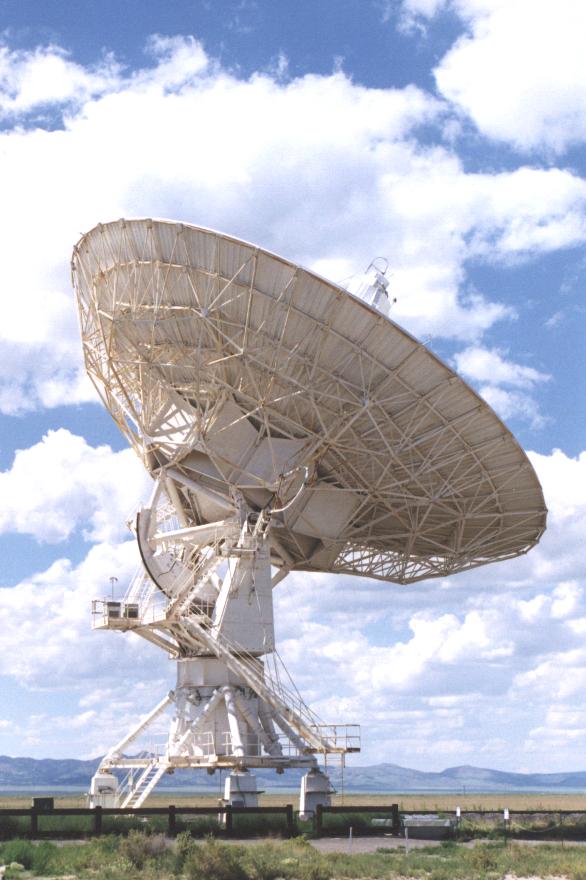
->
{"left": 299, "top": 768, "right": 334, "bottom": 820}
{"left": 89, "top": 489, "right": 358, "bottom": 810}
{"left": 223, "top": 769, "right": 259, "bottom": 808}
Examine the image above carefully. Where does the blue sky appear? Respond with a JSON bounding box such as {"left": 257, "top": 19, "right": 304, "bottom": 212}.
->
{"left": 1, "top": 0, "right": 586, "bottom": 773}
{"left": 2, "top": 0, "right": 460, "bottom": 89}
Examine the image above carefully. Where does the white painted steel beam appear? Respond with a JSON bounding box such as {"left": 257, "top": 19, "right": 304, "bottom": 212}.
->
{"left": 104, "top": 693, "right": 174, "bottom": 763}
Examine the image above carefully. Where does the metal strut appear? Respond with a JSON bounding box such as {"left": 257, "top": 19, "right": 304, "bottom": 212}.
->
{"left": 88, "top": 475, "right": 360, "bottom": 807}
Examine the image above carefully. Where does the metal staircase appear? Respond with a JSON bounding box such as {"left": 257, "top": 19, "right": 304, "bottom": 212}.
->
{"left": 120, "top": 761, "right": 169, "bottom": 808}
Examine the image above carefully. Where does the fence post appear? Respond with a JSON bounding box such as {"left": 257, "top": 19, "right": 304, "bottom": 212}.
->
{"left": 93, "top": 806, "right": 103, "bottom": 836}
{"left": 391, "top": 803, "right": 400, "bottom": 832}
{"left": 225, "top": 805, "right": 233, "bottom": 836}
{"left": 30, "top": 809, "right": 38, "bottom": 837}
{"left": 315, "top": 804, "right": 322, "bottom": 839}
{"left": 286, "top": 804, "right": 294, "bottom": 838}
{"left": 168, "top": 805, "right": 176, "bottom": 837}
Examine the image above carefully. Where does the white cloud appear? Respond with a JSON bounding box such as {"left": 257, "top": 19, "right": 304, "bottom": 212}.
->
{"left": 0, "top": 542, "right": 159, "bottom": 689}
{"left": 139, "top": 34, "right": 209, "bottom": 87}
{"left": 405, "top": 0, "right": 448, "bottom": 16}
{"left": 2, "top": 28, "right": 586, "bottom": 770}
{"left": 0, "top": 34, "right": 210, "bottom": 118}
{"left": 454, "top": 346, "right": 549, "bottom": 389}
{"left": 0, "top": 429, "right": 151, "bottom": 542}
{"left": 0, "top": 537, "right": 177, "bottom": 756}
{"left": 0, "top": 44, "right": 120, "bottom": 115}
{"left": 349, "top": 610, "right": 513, "bottom": 692}
{"left": 513, "top": 651, "right": 586, "bottom": 701}
{"left": 477, "top": 386, "right": 546, "bottom": 429}
{"left": 551, "top": 581, "right": 581, "bottom": 619}
{"left": 453, "top": 346, "right": 550, "bottom": 428}
{"left": 392, "top": 0, "right": 451, "bottom": 31}
{"left": 529, "top": 448, "right": 586, "bottom": 521}
{"left": 0, "top": 35, "right": 584, "bottom": 412}
{"left": 523, "top": 705, "right": 586, "bottom": 755}
{"left": 270, "top": 443, "right": 586, "bottom": 766}
{"left": 429, "top": 0, "right": 586, "bottom": 152}
{"left": 466, "top": 168, "right": 586, "bottom": 255}
{"left": 0, "top": 437, "right": 584, "bottom": 766}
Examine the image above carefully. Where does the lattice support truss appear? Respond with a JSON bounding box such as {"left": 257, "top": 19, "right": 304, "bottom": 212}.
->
{"left": 72, "top": 219, "right": 546, "bottom": 586}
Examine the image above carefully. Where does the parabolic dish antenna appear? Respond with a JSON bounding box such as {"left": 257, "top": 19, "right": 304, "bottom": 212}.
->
{"left": 72, "top": 218, "right": 546, "bottom": 811}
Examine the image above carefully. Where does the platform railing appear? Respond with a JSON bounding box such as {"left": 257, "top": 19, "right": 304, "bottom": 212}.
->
{"left": 309, "top": 724, "right": 361, "bottom": 752}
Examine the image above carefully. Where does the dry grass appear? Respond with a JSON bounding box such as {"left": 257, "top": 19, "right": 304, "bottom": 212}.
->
{"left": 378, "top": 793, "right": 586, "bottom": 812}
{"left": 4, "top": 834, "right": 586, "bottom": 880}
{"left": 2, "top": 790, "right": 586, "bottom": 811}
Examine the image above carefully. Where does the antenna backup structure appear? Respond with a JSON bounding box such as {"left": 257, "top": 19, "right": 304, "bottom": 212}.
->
{"left": 72, "top": 219, "right": 546, "bottom": 811}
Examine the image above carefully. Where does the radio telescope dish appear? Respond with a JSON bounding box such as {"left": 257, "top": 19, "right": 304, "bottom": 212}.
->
{"left": 72, "top": 219, "right": 546, "bottom": 811}
{"left": 73, "top": 218, "right": 546, "bottom": 583}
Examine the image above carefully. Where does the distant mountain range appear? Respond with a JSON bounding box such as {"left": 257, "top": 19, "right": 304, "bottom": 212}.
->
{"left": 3, "top": 756, "right": 586, "bottom": 792}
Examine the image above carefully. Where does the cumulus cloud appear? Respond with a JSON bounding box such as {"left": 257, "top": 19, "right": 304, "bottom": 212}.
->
{"left": 14, "top": 680, "right": 173, "bottom": 759}
{"left": 453, "top": 346, "right": 551, "bottom": 428}
{"left": 477, "top": 386, "right": 546, "bottom": 430}
{"left": 404, "top": 0, "right": 586, "bottom": 153}
{"left": 0, "top": 433, "right": 585, "bottom": 766}
{"left": 391, "top": 0, "right": 451, "bottom": 31}
{"left": 0, "top": 542, "right": 153, "bottom": 687}
{"left": 454, "top": 347, "right": 550, "bottom": 388}
{"left": 465, "top": 168, "right": 586, "bottom": 255}
{"left": 0, "top": 34, "right": 585, "bottom": 413}
{"left": 267, "top": 437, "right": 586, "bottom": 768}
{"left": 523, "top": 704, "right": 586, "bottom": 757}
{"left": 0, "top": 429, "right": 151, "bottom": 542}
{"left": 274, "top": 570, "right": 586, "bottom": 766}
{"left": 0, "top": 44, "right": 120, "bottom": 115}
{"left": 2, "top": 26, "right": 586, "bottom": 769}
{"left": 529, "top": 448, "right": 586, "bottom": 521}
{"left": 0, "top": 538, "right": 176, "bottom": 758}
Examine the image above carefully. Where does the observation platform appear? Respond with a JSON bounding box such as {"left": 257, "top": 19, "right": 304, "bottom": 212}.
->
{"left": 107, "top": 724, "right": 360, "bottom": 772}
{"left": 91, "top": 597, "right": 213, "bottom": 631}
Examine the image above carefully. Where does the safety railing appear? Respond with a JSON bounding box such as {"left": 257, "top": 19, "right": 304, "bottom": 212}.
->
{"left": 171, "top": 730, "right": 215, "bottom": 757}
{"left": 309, "top": 724, "right": 361, "bottom": 752}
{"left": 91, "top": 598, "right": 141, "bottom": 628}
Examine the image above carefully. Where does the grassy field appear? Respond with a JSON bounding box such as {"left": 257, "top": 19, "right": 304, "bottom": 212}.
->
{"left": 3, "top": 833, "right": 586, "bottom": 879}
{"left": 2, "top": 794, "right": 586, "bottom": 877}
{"left": 3, "top": 790, "right": 586, "bottom": 811}
{"left": 3, "top": 790, "right": 586, "bottom": 843}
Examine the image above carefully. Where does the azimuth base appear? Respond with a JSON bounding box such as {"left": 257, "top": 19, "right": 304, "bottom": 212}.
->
{"left": 89, "top": 482, "right": 359, "bottom": 810}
